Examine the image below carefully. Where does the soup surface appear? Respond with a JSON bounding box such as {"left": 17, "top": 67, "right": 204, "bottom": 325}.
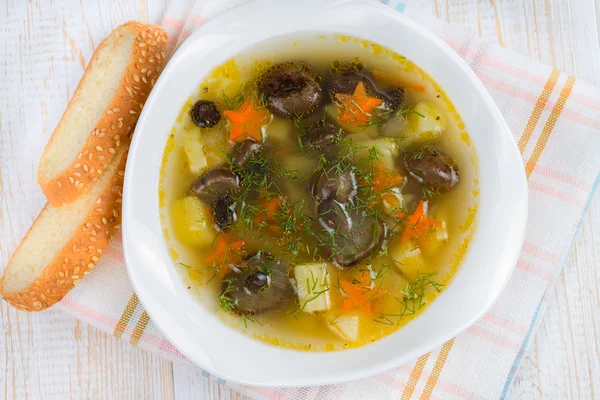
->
{"left": 160, "top": 35, "right": 479, "bottom": 351}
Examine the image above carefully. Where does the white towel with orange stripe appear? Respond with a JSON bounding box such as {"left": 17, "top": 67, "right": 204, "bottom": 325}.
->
{"left": 54, "top": 0, "right": 600, "bottom": 399}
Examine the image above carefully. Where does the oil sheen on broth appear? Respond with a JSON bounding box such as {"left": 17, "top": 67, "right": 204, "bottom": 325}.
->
{"left": 159, "top": 35, "right": 479, "bottom": 351}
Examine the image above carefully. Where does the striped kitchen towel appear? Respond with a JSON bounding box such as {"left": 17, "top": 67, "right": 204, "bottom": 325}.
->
{"left": 50, "top": 0, "right": 600, "bottom": 399}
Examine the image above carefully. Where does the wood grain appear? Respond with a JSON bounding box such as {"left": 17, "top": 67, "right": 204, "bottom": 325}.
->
{"left": 1, "top": 0, "right": 598, "bottom": 399}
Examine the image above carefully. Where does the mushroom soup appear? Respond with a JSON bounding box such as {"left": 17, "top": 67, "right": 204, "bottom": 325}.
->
{"left": 159, "top": 35, "right": 479, "bottom": 351}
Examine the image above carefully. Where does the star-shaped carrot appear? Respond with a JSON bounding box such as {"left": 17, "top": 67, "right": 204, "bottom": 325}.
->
{"left": 335, "top": 82, "right": 383, "bottom": 124}
{"left": 223, "top": 98, "right": 270, "bottom": 142}
{"left": 400, "top": 201, "right": 441, "bottom": 246}
{"left": 339, "top": 272, "right": 383, "bottom": 316}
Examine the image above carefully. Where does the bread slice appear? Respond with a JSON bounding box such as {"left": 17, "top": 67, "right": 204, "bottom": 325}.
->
{"left": 38, "top": 21, "right": 168, "bottom": 207}
{"left": 1, "top": 146, "right": 128, "bottom": 311}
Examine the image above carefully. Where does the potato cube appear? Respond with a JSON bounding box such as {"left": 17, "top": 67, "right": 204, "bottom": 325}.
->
{"left": 294, "top": 262, "right": 332, "bottom": 312}
{"left": 407, "top": 101, "right": 446, "bottom": 142}
{"left": 326, "top": 310, "right": 362, "bottom": 342}
{"left": 355, "top": 137, "right": 399, "bottom": 170}
{"left": 388, "top": 239, "right": 428, "bottom": 281}
{"left": 182, "top": 133, "right": 207, "bottom": 174}
{"left": 171, "top": 196, "right": 216, "bottom": 247}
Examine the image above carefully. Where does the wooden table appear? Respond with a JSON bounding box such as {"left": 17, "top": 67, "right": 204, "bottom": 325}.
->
{"left": 1, "top": 0, "right": 599, "bottom": 398}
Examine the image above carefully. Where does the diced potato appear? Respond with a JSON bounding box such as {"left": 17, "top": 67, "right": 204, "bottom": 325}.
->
{"left": 201, "top": 129, "right": 229, "bottom": 168}
{"left": 379, "top": 115, "right": 410, "bottom": 138}
{"left": 419, "top": 220, "right": 449, "bottom": 258}
{"left": 355, "top": 137, "right": 399, "bottom": 170}
{"left": 326, "top": 310, "right": 362, "bottom": 342}
{"left": 388, "top": 239, "right": 428, "bottom": 281}
{"left": 266, "top": 117, "right": 294, "bottom": 145}
{"left": 407, "top": 101, "right": 446, "bottom": 142}
{"left": 171, "top": 196, "right": 216, "bottom": 247}
{"left": 280, "top": 153, "right": 317, "bottom": 178}
{"left": 294, "top": 262, "right": 332, "bottom": 313}
{"left": 182, "top": 133, "right": 207, "bottom": 174}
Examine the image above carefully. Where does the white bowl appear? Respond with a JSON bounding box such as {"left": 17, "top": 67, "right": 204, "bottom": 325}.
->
{"left": 123, "top": 0, "right": 527, "bottom": 387}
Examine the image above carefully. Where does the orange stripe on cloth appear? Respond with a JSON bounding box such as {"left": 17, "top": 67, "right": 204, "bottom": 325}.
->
{"left": 526, "top": 76, "right": 577, "bottom": 178}
{"left": 401, "top": 353, "right": 431, "bottom": 400}
{"left": 518, "top": 69, "right": 560, "bottom": 153}
{"left": 113, "top": 293, "right": 139, "bottom": 338}
{"left": 419, "top": 339, "right": 455, "bottom": 400}
{"left": 131, "top": 311, "right": 152, "bottom": 345}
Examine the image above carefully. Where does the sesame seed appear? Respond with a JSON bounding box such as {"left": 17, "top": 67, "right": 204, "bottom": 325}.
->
{"left": 90, "top": 237, "right": 98, "bottom": 243}
{"left": 94, "top": 208, "right": 103, "bottom": 213}
{"left": 83, "top": 165, "right": 89, "bottom": 172}
{"left": 108, "top": 148, "right": 116, "bottom": 154}
{"left": 72, "top": 275, "right": 80, "bottom": 280}
{"left": 58, "top": 271, "right": 65, "bottom": 277}
{"left": 99, "top": 131, "right": 106, "bottom": 137}
{"left": 95, "top": 146, "right": 103, "bottom": 151}
{"left": 73, "top": 172, "right": 81, "bottom": 177}
{"left": 133, "top": 74, "right": 140, "bottom": 82}
{"left": 91, "top": 230, "right": 97, "bottom": 236}
{"left": 142, "top": 76, "right": 148, "bottom": 84}
{"left": 77, "top": 153, "right": 82, "bottom": 159}
{"left": 148, "top": 57, "right": 155, "bottom": 63}
{"left": 97, "top": 249, "right": 103, "bottom": 254}
{"left": 57, "top": 181, "right": 63, "bottom": 188}
{"left": 106, "top": 109, "right": 114, "bottom": 115}
{"left": 74, "top": 163, "right": 80, "bottom": 168}
{"left": 141, "top": 67, "right": 147, "bottom": 73}
{"left": 68, "top": 177, "right": 74, "bottom": 184}
{"left": 92, "top": 256, "right": 99, "bottom": 262}
{"left": 74, "top": 267, "right": 80, "bottom": 273}
{"left": 113, "top": 210, "right": 119, "bottom": 217}
{"left": 139, "top": 42, "right": 146, "bottom": 47}
{"left": 129, "top": 110, "right": 137, "bottom": 115}
{"left": 89, "top": 153, "right": 94, "bottom": 161}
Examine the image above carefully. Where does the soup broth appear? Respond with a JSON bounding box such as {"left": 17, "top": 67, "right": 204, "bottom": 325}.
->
{"left": 159, "top": 35, "right": 478, "bottom": 351}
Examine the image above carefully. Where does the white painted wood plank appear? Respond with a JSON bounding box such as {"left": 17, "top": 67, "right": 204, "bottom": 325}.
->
{"left": 0, "top": 1, "right": 175, "bottom": 399}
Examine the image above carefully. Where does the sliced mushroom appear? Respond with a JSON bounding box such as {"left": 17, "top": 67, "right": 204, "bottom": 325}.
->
{"left": 190, "top": 100, "right": 221, "bottom": 128}
{"left": 258, "top": 62, "right": 323, "bottom": 119}
{"left": 190, "top": 168, "right": 240, "bottom": 231}
{"left": 330, "top": 69, "right": 405, "bottom": 111}
{"left": 190, "top": 168, "right": 239, "bottom": 196}
{"left": 222, "top": 253, "right": 294, "bottom": 315}
{"left": 317, "top": 200, "right": 387, "bottom": 268}
{"left": 212, "top": 193, "right": 237, "bottom": 230}
{"left": 312, "top": 165, "right": 357, "bottom": 204}
{"left": 233, "top": 139, "right": 261, "bottom": 168}
{"left": 403, "top": 149, "right": 459, "bottom": 190}
{"left": 317, "top": 198, "right": 352, "bottom": 233}
{"left": 303, "top": 121, "right": 343, "bottom": 150}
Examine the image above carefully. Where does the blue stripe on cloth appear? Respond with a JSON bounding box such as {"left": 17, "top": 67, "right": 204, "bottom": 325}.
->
{"left": 378, "top": 0, "right": 390, "bottom": 4}
{"left": 395, "top": 2, "right": 407, "bottom": 12}
{"left": 500, "top": 172, "right": 600, "bottom": 399}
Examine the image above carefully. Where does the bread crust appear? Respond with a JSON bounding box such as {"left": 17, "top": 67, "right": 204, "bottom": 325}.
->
{"left": 1, "top": 150, "right": 128, "bottom": 311}
{"left": 38, "top": 21, "right": 168, "bottom": 206}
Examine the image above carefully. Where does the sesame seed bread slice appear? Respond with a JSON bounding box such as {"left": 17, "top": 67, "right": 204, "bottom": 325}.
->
{"left": 38, "top": 21, "right": 168, "bottom": 207}
{"left": 1, "top": 146, "right": 128, "bottom": 311}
